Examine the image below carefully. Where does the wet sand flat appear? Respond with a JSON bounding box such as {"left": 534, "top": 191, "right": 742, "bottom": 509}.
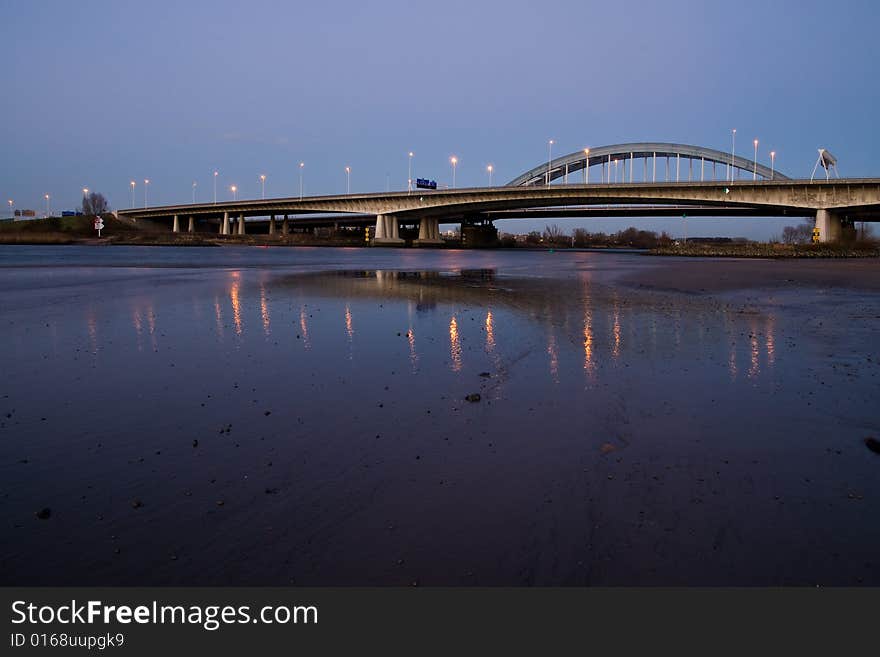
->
{"left": 1, "top": 246, "right": 878, "bottom": 585}
{"left": 626, "top": 256, "right": 880, "bottom": 293}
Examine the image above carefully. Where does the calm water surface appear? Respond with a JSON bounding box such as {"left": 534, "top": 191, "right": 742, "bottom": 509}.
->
{"left": 1, "top": 245, "right": 878, "bottom": 585}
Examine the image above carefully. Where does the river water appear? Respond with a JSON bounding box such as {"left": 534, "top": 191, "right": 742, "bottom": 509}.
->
{"left": 1, "top": 245, "right": 878, "bottom": 585}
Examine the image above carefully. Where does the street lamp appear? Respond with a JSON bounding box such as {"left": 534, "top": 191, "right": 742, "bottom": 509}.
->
{"left": 583, "top": 148, "right": 590, "bottom": 184}
{"left": 547, "top": 139, "right": 554, "bottom": 186}
{"left": 753, "top": 139, "right": 759, "bottom": 180}
{"left": 450, "top": 156, "right": 457, "bottom": 189}
{"left": 770, "top": 151, "right": 776, "bottom": 180}
{"left": 44, "top": 194, "right": 50, "bottom": 217}
{"left": 82, "top": 187, "right": 89, "bottom": 198}
{"left": 730, "top": 128, "right": 736, "bottom": 182}
{"left": 7, "top": 199, "right": 13, "bottom": 219}
{"left": 345, "top": 166, "right": 351, "bottom": 194}
{"left": 192, "top": 181, "right": 197, "bottom": 204}
{"left": 213, "top": 170, "right": 218, "bottom": 204}
{"left": 487, "top": 164, "right": 493, "bottom": 187}
{"left": 130, "top": 180, "right": 136, "bottom": 208}
{"left": 230, "top": 185, "right": 237, "bottom": 201}
{"left": 299, "top": 162, "right": 304, "bottom": 200}
{"left": 260, "top": 174, "right": 266, "bottom": 200}
{"left": 144, "top": 179, "right": 149, "bottom": 208}
{"left": 408, "top": 151, "right": 414, "bottom": 193}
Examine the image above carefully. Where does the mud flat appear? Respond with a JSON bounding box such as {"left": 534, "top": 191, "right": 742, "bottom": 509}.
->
{"left": 1, "top": 246, "right": 878, "bottom": 585}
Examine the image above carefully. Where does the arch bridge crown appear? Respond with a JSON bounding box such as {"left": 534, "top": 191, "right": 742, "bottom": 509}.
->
{"left": 507, "top": 142, "right": 789, "bottom": 186}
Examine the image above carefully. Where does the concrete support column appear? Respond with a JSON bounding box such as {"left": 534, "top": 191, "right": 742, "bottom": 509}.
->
{"left": 415, "top": 217, "right": 442, "bottom": 245}
{"left": 187, "top": 215, "right": 194, "bottom": 233}
{"left": 269, "top": 215, "right": 276, "bottom": 236}
{"left": 221, "top": 212, "right": 229, "bottom": 235}
{"left": 374, "top": 213, "right": 404, "bottom": 245}
{"left": 172, "top": 214, "right": 179, "bottom": 233}
{"left": 375, "top": 214, "right": 386, "bottom": 239}
{"left": 282, "top": 215, "right": 289, "bottom": 236}
{"left": 815, "top": 209, "right": 842, "bottom": 243}
{"left": 238, "top": 214, "right": 245, "bottom": 235}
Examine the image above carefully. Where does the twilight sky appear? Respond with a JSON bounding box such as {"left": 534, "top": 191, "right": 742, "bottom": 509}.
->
{"left": 2, "top": 0, "right": 878, "bottom": 238}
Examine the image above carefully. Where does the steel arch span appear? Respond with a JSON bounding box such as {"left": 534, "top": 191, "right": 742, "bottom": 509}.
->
{"left": 507, "top": 142, "right": 790, "bottom": 187}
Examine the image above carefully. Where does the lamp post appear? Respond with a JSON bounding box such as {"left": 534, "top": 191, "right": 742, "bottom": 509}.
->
{"left": 130, "top": 180, "right": 135, "bottom": 208}
{"left": 299, "top": 162, "right": 304, "bottom": 200}
{"left": 144, "top": 179, "right": 149, "bottom": 208}
{"left": 583, "top": 148, "right": 590, "bottom": 184}
{"left": 82, "top": 188, "right": 88, "bottom": 213}
{"left": 547, "top": 139, "right": 554, "bottom": 186}
{"left": 260, "top": 174, "right": 266, "bottom": 200}
{"left": 213, "top": 170, "right": 218, "bottom": 204}
{"left": 450, "top": 156, "right": 457, "bottom": 189}
{"left": 344, "top": 166, "right": 351, "bottom": 194}
{"left": 730, "top": 129, "right": 736, "bottom": 182}
{"left": 7, "top": 199, "right": 13, "bottom": 219}
{"left": 487, "top": 164, "right": 493, "bottom": 187}
{"left": 753, "top": 139, "right": 759, "bottom": 180}
{"left": 230, "top": 185, "right": 237, "bottom": 201}
{"left": 192, "top": 181, "right": 197, "bottom": 204}
{"left": 44, "top": 194, "right": 50, "bottom": 217}
{"left": 408, "top": 151, "right": 414, "bottom": 193}
{"left": 770, "top": 151, "right": 776, "bottom": 180}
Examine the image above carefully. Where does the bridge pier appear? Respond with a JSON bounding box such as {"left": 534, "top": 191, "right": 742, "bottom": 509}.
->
{"left": 172, "top": 214, "right": 179, "bottom": 233}
{"left": 373, "top": 214, "right": 404, "bottom": 245}
{"left": 415, "top": 217, "right": 443, "bottom": 246}
{"left": 238, "top": 213, "right": 245, "bottom": 235}
{"left": 282, "top": 215, "right": 289, "bottom": 236}
{"left": 188, "top": 215, "right": 194, "bottom": 233}
{"left": 815, "top": 209, "right": 842, "bottom": 243}
{"left": 268, "top": 215, "right": 276, "bottom": 236}
{"left": 221, "top": 212, "right": 229, "bottom": 235}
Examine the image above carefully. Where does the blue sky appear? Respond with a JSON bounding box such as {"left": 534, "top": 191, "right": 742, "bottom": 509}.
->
{"left": 2, "top": 0, "right": 878, "bottom": 238}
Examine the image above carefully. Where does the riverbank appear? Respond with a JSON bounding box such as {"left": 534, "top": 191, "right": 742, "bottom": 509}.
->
{"left": 649, "top": 242, "right": 880, "bottom": 258}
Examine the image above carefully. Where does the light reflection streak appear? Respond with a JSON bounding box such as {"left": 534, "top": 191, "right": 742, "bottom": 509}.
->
{"left": 547, "top": 329, "right": 559, "bottom": 382}
{"left": 581, "top": 276, "right": 595, "bottom": 376}
{"left": 229, "top": 272, "right": 242, "bottom": 336}
{"left": 300, "top": 306, "right": 311, "bottom": 350}
{"left": 612, "top": 305, "right": 621, "bottom": 360}
{"left": 449, "top": 315, "right": 462, "bottom": 372}
{"left": 214, "top": 296, "right": 224, "bottom": 341}
{"left": 485, "top": 310, "right": 495, "bottom": 353}
{"left": 748, "top": 320, "right": 760, "bottom": 379}
{"left": 345, "top": 304, "right": 354, "bottom": 342}
{"left": 260, "top": 283, "right": 271, "bottom": 336}
{"left": 86, "top": 310, "right": 98, "bottom": 354}
{"left": 146, "top": 304, "right": 157, "bottom": 351}
{"left": 132, "top": 306, "right": 144, "bottom": 352}
{"left": 765, "top": 316, "right": 776, "bottom": 367}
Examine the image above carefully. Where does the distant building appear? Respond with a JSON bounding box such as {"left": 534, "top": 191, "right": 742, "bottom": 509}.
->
{"left": 14, "top": 209, "right": 37, "bottom": 221}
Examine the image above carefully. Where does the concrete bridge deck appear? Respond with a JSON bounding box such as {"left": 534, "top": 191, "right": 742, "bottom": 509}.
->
{"left": 117, "top": 179, "right": 880, "bottom": 243}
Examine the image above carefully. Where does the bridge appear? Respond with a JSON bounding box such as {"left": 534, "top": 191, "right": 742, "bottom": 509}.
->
{"left": 117, "top": 142, "right": 880, "bottom": 243}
